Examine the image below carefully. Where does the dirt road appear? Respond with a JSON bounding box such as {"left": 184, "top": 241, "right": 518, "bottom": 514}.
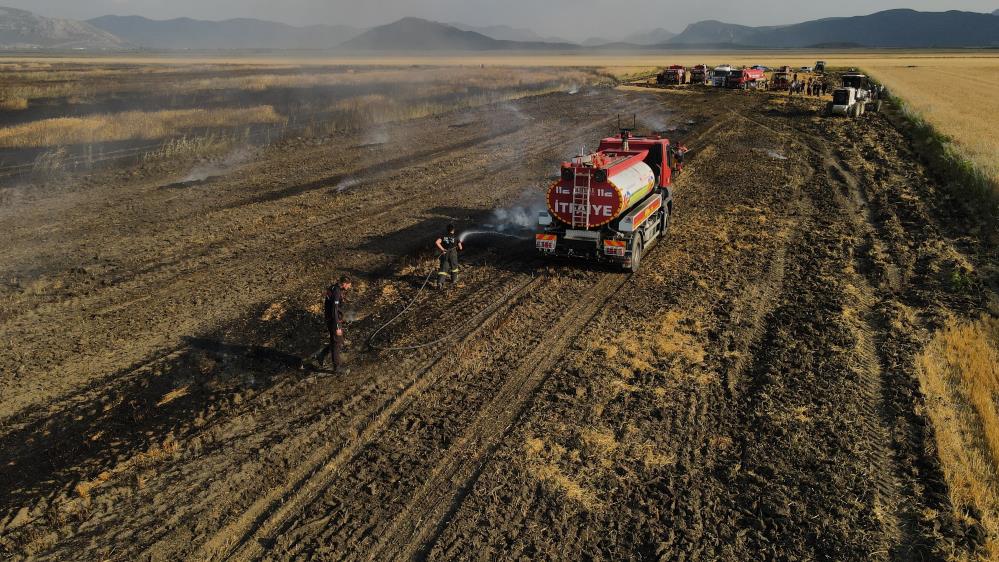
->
{"left": 1, "top": 86, "right": 993, "bottom": 560}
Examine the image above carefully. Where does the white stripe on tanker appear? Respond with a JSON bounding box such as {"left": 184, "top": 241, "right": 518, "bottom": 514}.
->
{"left": 610, "top": 161, "right": 656, "bottom": 208}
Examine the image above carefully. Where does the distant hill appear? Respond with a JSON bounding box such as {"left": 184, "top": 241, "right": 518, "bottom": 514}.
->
{"left": 993, "top": 9, "right": 999, "bottom": 15}
{"left": 581, "top": 37, "right": 614, "bottom": 47}
{"left": 668, "top": 20, "right": 779, "bottom": 45}
{"left": 340, "top": 17, "right": 577, "bottom": 51}
{"left": 623, "top": 28, "right": 676, "bottom": 45}
{"left": 448, "top": 23, "right": 569, "bottom": 44}
{"left": 0, "top": 6, "right": 125, "bottom": 49}
{"left": 668, "top": 9, "right": 999, "bottom": 48}
{"left": 88, "top": 15, "right": 360, "bottom": 50}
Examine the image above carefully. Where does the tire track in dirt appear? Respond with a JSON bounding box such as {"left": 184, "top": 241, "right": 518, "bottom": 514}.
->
{"left": 727, "top": 110, "right": 925, "bottom": 558}
{"left": 0, "top": 252, "right": 524, "bottom": 497}
{"left": 191, "top": 274, "right": 545, "bottom": 562}
{"left": 817, "top": 140, "right": 933, "bottom": 558}
{"left": 367, "top": 273, "right": 630, "bottom": 562}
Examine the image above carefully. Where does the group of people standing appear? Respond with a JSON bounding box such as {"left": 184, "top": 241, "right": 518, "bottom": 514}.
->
{"left": 788, "top": 75, "right": 828, "bottom": 97}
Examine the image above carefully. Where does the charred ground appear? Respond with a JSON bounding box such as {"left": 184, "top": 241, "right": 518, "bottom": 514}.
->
{"left": 0, "top": 83, "right": 995, "bottom": 560}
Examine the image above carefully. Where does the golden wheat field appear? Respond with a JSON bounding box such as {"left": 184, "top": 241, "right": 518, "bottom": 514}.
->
{"left": 919, "top": 316, "right": 999, "bottom": 560}
{"left": 862, "top": 57, "right": 999, "bottom": 186}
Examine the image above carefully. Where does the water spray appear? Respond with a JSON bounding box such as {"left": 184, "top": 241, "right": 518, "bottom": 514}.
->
{"left": 459, "top": 230, "right": 529, "bottom": 243}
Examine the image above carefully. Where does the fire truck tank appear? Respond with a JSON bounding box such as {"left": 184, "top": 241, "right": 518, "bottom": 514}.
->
{"left": 547, "top": 155, "right": 656, "bottom": 229}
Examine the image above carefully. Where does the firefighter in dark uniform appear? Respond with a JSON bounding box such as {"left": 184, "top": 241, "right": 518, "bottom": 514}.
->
{"left": 323, "top": 276, "right": 352, "bottom": 372}
{"left": 435, "top": 224, "right": 463, "bottom": 289}
{"left": 670, "top": 143, "right": 689, "bottom": 175}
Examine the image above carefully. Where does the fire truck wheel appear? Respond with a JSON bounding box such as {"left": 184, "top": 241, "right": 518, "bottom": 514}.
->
{"left": 627, "top": 234, "right": 643, "bottom": 273}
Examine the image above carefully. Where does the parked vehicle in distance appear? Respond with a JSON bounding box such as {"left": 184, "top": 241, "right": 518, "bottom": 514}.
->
{"left": 689, "top": 64, "right": 711, "bottom": 85}
{"left": 656, "top": 65, "right": 687, "bottom": 86}
{"left": 712, "top": 65, "right": 732, "bottom": 87}
{"left": 826, "top": 73, "right": 880, "bottom": 117}
{"left": 726, "top": 67, "right": 769, "bottom": 90}
{"left": 771, "top": 69, "right": 792, "bottom": 90}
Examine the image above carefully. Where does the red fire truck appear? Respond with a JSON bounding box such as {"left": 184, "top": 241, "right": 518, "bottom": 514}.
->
{"left": 725, "top": 67, "right": 768, "bottom": 89}
{"left": 536, "top": 129, "right": 678, "bottom": 272}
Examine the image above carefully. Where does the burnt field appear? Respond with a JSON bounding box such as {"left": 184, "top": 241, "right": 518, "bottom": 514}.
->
{"left": 0, "top": 62, "right": 601, "bottom": 183}
{"left": 1, "top": 71, "right": 997, "bottom": 561}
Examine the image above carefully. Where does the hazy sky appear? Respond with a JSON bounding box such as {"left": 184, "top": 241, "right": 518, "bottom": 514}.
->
{"left": 11, "top": 0, "right": 999, "bottom": 40}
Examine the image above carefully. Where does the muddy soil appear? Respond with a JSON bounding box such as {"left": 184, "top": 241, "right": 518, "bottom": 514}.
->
{"left": 1, "top": 85, "right": 994, "bottom": 561}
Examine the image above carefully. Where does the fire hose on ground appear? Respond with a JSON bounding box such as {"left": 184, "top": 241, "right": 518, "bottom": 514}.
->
{"left": 366, "top": 231, "right": 531, "bottom": 353}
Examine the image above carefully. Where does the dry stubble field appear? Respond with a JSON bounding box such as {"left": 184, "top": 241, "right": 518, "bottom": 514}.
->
{"left": 0, "top": 54, "right": 997, "bottom": 561}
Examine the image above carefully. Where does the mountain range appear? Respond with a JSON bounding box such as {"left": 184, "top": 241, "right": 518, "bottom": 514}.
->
{"left": 0, "top": 6, "right": 125, "bottom": 49}
{"left": 87, "top": 15, "right": 360, "bottom": 50}
{"left": 338, "top": 17, "right": 576, "bottom": 51}
{"left": 669, "top": 9, "right": 999, "bottom": 48}
{"left": 1, "top": 6, "right": 998, "bottom": 51}
{"left": 448, "top": 22, "right": 570, "bottom": 44}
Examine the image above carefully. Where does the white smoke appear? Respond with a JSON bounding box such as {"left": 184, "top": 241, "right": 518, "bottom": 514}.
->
{"left": 358, "top": 126, "right": 388, "bottom": 147}
{"left": 500, "top": 101, "right": 533, "bottom": 121}
{"left": 334, "top": 178, "right": 359, "bottom": 193}
{"left": 753, "top": 147, "right": 788, "bottom": 160}
{"left": 635, "top": 110, "right": 675, "bottom": 134}
{"left": 485, "top": 190, "right": 548, "bottom": 232}
{"left": 182, "top": 147, "right": 255, "bottom": 183}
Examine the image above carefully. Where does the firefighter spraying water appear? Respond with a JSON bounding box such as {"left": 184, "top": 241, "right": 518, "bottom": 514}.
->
{"left": 435, "top": 224, "right": 463, "bottom": 289}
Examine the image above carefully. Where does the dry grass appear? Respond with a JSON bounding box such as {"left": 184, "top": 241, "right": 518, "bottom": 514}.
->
{"left": 328, "top": 84, "right": 569, "bottom": 128}
{"left": 140, "top": 134, "right": 237, "bottom": 163}
{"left": 864, "top": 58, "right": 999, "bottom": 191}
{"left": 0, "top": 96, "right": 28, "bottom": 111}
{"left": 917, "top": 315, "right": 999, "bottom": 560}
{"left": 523, "top": 434, "right": 601, "bottom": 510}
{"left": 0, "top": 106, "right": 284, "bottom": 148}
{"left": 0, "top": 65, "right": 599, "bottom": 103}
{"left": 591, "top": 309, "right": 706, "bottom": 381}
{"left": 156, "top": 385, "right": 190, "bottom": 407}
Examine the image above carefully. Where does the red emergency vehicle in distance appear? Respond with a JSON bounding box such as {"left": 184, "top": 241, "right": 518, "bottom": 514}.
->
{"left": 656, "top": 65, "right": 687, "bottom": 86}
{"left": 726, "top": 67, "right": 768, "bottom": 89}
